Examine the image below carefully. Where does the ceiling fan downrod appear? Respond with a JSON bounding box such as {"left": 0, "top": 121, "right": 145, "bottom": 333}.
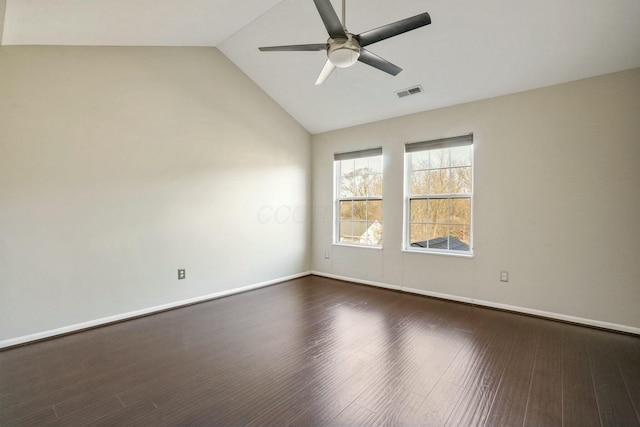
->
{"left": 342, "top": 0, "right": 346, "bottom": 29}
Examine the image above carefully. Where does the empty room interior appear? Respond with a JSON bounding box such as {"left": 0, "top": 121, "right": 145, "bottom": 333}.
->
{"left": 1, "top": 0, "right": 639, "bottom": 426}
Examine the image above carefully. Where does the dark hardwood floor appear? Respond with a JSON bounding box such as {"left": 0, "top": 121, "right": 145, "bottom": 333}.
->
{"left": 1, "top": 275, "right": 639, "bottom": 426}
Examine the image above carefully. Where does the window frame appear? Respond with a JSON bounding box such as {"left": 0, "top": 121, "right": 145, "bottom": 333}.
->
{"left": 403, "top": 135, "right": 474, "bottom": 257}
{"left": 333, "top": 148, "right": 383, "bottom": 248}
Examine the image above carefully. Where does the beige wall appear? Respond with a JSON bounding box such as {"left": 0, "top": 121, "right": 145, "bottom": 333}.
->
{"left": 0, "top": 46, "right": 311, "bottom": 343}
{"left": 0, "top": 0, "right": 6, "bottom": 45}
{"left": 311, "top": 68, "right": 640, "bottom": 331}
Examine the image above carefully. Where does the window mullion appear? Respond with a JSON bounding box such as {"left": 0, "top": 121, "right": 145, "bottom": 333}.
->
{"left": 409, "top": 193, "right": 471, "bottom": 199}
{"left": 339, "top": 196, "right": 382, "bottom": 202}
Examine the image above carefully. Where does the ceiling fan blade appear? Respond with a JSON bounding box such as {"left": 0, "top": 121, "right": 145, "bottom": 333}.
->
{"left": 356, "top": 13, "right": 431, "bottom": 47}
{"left": 259, "top": 43, "right": 328, "bottom": 52}
{"left": 315, "top": 59, "right": 337, "bottom": 85}
{"left": 313, "top": 0, "right": 347, "bottom": 39}
{"left": 358, "top": 49, "right": 402, "bottom": 76}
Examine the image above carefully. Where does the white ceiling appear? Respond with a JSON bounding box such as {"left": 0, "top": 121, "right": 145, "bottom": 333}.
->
{"left": 1, "top": 0, "right": 284, "bottom": 46}
{"left": 3, "top": 0, "right": 640, "bottom": 134}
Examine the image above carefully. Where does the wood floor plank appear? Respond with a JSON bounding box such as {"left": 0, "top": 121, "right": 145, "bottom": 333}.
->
{"left": 442, "top": 315, "right": 525, "bottom": 427}
{"left": 561, "top": 328, "right": 601, "bottom": 427}
{"left": 369, "top": 387, "right": 426, "bottom": 427}
{"left": 162, "top": 351, "right": 332, "bottom": 425}
{"left": 353, "top": 315, "right": 449, "bottom": 412}
{"left": 524, "top": 371, "right": 562, "bottom": 427}
{"left": 611, "top": 334, "right": 640, "bottom": 423}
{"left": 403, "top": 328, "right": 472, "bottom": 397}
{"left": 42, "top": 396, "right": 124, "bottom": 427}
{"left": 585, "top": 329, "right": 640, "bottom": 427}
{"left": 85, "top": 400, "right": 163, "bottom": 427}
{"left": 329, "top": 402, "right": 379, "bottom": 427}
{"left": 283, "top": 357, "right": 397, "bottom": 426}
{"left": 2, "top": 407, "right": 57, "bottom": 427}
{"left": 523, "top": 322, "right": 563, "bottom": 427}
{"left": 1, "top": 275, "right": 638, "bottom": 427}
{"left": 484, "top": 316, "right": 541, "bottom": 427}
{"left": 415, "top": 378, "right": 465, "bottom": 426}
{"left": 531, "top": 321, "right": 563, "bottom": 377}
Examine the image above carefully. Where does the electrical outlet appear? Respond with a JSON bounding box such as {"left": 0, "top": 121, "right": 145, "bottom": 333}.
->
{"left": 178, "top": 269, "right": 186, "bottom": 280}
{"left": 500, "top": 271, "right": 509, "bottom": 282}
{"left": 324, "top": 250, "right": 330, "bottom": 259}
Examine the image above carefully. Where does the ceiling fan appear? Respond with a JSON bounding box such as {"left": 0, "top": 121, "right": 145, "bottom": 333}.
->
{"left": 259, "top": 0, "right": 431, "bottom": 85}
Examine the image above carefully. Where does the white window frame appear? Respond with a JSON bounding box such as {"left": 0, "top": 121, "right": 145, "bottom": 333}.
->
{"left": 333, "top": 148, "right": 383, "bottom": 248}
{"left": 403, "top": 134, "right": 474, "bottom": 256}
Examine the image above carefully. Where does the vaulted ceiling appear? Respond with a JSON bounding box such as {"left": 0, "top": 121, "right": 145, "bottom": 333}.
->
{"left": 3, "top": 0, "right": 640, "bottom": 134}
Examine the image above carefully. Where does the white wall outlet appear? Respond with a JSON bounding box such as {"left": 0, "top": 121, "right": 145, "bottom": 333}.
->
{"left": 500, "top": 271, "right": 509, "bottom": 282}
{"left": 324, "top": 250, "right": 330, "bottom": 259}
{"left": 178, "top": 268, "right": 186, "bottom": 280}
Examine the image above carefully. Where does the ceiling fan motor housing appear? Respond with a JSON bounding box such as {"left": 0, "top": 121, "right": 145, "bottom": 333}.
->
{"left": 327, "top": 33, "right": 361, "bottom": 68}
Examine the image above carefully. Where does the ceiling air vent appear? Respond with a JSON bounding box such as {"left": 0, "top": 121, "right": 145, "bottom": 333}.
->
{"left": 396, "top": 85, "right": 424, "bottom": 99}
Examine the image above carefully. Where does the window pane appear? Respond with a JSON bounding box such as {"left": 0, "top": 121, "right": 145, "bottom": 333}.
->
{"left": 368, "top": 200, "right": 382, "bottom": 223}
{"left": 354, "top": 157, "right": 368, "bottom": 173}
{"left": 368, "top": 156, "right": 383, "bottom": 173}
{"left": 428, "top": 169, "right": 450, "bottom": 194}
{"left": 352, "top": 221, "right": 368, "bottom": 240}
{"left": 429, "top": 148, "right": 449, "bottom": 169}
{"left": 411, "top": 171, "right": 428, "bottom": 195}
{"left": 410, "top": 224, "right": 427, "bottom": 245}
{"left": 450, "top": 198, "right": 471, "bottom": 225}
{"left": 451, "top": 166, "right": 472, "bottom": 194}
{"left": 427, "top": 199, "right": 448, "bottom": 224}
{"left": 359, "top": 175, "right": 373, "bottom": 197}
{"left": 339, "top": 159, "right": 382, "bottom": 198}
{"left": 340, "top": 201, "right": 353, "bottom": 220}
{"left": 368, "top": 173, "right": 383, "bottom": 197}
{"left": 450, "top": 145, "right": 472, "bottom": 167}
{"left": 340, "top": 159, "right": 355, "bottom": 176}
{"left": 340, "top": 175, "right": 355, "bottom": 198}
{"left": 340, "top": 220, "right": 354, "bottom": 242}
{"left": 427, "top": 224, "right": 449, "bottom": 249}
{"left": 411, "top": 151, "right": 429, "bottom": 171}
{"left": 410, "top": 199, "right": 427, "bottom": 222}
{"left": 449, "top": 225, "right": 471, "bottom": 249}
{"left": 351, "top": 200, "right": 366, "bottom": 221}
{"left": 362, "top": 221, "right": 383, "bottom": 245}
{"left": 345, "top": 175, "right": 366, "bottom": 197}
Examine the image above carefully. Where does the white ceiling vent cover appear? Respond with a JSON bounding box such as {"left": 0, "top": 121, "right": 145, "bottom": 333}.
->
{"left": 396, "top": 85, "right": 424, "bottom": 99}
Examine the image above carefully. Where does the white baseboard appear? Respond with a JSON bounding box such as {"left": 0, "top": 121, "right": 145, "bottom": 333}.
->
{"left": 0, "top": 271, "right": 311, "bottom": 349}
{"left": 312, "top": 271, "right": 403, "bottom": 292}
{"left": 311, "top": 271, "right": 640, "bottom": 335}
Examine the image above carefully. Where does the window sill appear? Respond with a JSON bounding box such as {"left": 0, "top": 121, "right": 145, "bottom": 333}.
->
{"left": 333, "top": 243, "right": 383, "bottom": 250}
{"left": 402, "top": 248, "right": 474, "bottom": 258}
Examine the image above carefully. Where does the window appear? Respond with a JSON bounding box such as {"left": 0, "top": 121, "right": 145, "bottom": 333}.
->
{"left": 334, "top": 148, "right": 383, "bottom": 246}
{"left": 405, "top": 134, "right": 473, "bottom": 255}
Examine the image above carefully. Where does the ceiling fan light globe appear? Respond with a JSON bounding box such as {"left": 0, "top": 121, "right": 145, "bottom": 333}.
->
{"left": 329, "top": 47, "right": 359, "bottom": 68}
